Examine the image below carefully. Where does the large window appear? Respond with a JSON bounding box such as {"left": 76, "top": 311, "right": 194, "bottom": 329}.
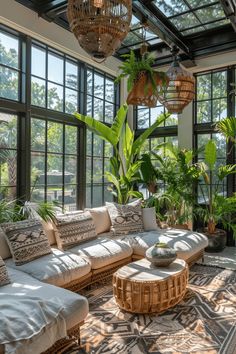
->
{"left": 194, "top": 68, "right": 235, "bottom": 202}
{"left": 195, "top": 70, "right": 227, "bottom": 124}
{"left": 31, "top": 118, "right": 79, "bottom": 211}
{"left": 0, "top": 25, "right": 119, "bottom": 209}
{"left": 31, "top": 42, "right": 80, "bottom": 114}
{"left": 0, "top": 30, "right": 23, "bottom": 102}
{"left": 86, "top": 68, "right": 118, "bottom": 207}
{"left": 0, "top": 113, "right": 17, "bottom": 199}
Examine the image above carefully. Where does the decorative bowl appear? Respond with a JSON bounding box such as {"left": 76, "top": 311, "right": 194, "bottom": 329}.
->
{"left": 145, "top": 242, "right": 177, "bottom": 267}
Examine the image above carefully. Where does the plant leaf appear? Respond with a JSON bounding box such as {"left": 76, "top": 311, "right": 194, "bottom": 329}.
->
{"left": 205, "top": 140, "right": 216, "bottom": 171}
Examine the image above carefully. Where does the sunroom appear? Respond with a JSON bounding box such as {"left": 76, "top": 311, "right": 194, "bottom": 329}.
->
{"left": 0, "top": 1, "right": 235, "bottom": 353}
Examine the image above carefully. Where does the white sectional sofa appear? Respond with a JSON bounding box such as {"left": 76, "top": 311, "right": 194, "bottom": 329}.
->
{"left": 0, "top": 205, "right": 208, "bottom": 354}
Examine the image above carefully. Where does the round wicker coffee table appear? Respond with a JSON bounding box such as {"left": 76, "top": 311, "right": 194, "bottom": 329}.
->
{"left": 113, "top": 258, "right": 188, "bottom": 314}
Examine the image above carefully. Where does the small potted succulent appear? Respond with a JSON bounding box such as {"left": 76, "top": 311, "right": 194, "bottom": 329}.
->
{"left": 115, "top": 51, "right": 169, "bottom": 108}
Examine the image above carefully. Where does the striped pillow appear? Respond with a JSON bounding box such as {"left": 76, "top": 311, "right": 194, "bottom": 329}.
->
{"left": 106, "top": 199, "right": 144, "bottom": 235}
{"left": 53, "top": 211, "right": 97, "bottom": 250}
{"left": 2, "top": 220, "right": 52, "bottom": 265}
{"left": 0, "top": 257, "right": 10, "bottom": 286}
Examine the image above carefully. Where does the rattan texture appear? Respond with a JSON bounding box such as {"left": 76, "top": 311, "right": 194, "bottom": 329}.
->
{"left": 67, "top": 0, "right": 132, "bottom": 60}
{"left": 113, "top": 260, "right": 189, "bottom": 314}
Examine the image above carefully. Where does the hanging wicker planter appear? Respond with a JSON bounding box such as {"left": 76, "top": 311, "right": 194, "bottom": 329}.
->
{"left": 67, "top": 0, "right": 132, "bottom": 61}
{"left": 127, "top": 71, "right": 168, "bottom": 108}
{"left": 158, "top": 60, "right": 195, "bottom": 114}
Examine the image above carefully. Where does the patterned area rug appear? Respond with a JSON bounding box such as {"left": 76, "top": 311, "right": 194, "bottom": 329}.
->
{"left": 67, "top": 265, "right": 236, "bottom": 354}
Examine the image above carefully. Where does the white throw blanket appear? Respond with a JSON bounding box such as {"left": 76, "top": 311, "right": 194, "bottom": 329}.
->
{"left": 0, "top": 295, "right": 67, "bottom": 354}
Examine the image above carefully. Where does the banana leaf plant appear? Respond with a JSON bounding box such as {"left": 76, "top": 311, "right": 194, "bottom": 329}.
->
{"left": 216, "top": 117, "right": 236, "bottom": 144}
{"left": 195, "top": 139, "right": 236, "bottom": 236}
{"left": 75, "top": 104, "right": 169, "bottom": 204}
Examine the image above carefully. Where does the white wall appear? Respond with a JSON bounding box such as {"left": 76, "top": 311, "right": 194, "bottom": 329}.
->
{"left": 0, "top": 0, "right": 121, "bottom": 76}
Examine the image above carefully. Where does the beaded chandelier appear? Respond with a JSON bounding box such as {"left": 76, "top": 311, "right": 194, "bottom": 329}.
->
{"left": 67, "top": 0, "right": 132, "bottom": 62}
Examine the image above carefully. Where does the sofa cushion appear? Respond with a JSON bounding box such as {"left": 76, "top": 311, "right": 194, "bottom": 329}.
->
{"left": 2, "top": 220, "right": 52, "bottom": 265}
{"left": 106, "top": 199, "right": 144, "bottom": 236}
{"left": 86, "top": 206, "right": 111, "bottom": 234}
{"left": 127, "top": 229, "right": 208, "bottom": 260}
{"left": 70, "top": 237, "right": 133, "bottom": 270}
{"left": 1, "top": 267, "right": 88, "bottom": 353}
{"left": 142, "top": 207, "right": 159, "bottom": 231}
{"left": 41, "top": 220, "right": 57, "bottom": 245}
{"left": 5, "top": 248, "right": 91, "bottom": 287}
{"left": 0, "top": 227, "right": 11, "bottom": 259}
{"left": 0, "top": 257, "right": 10, "bottom": 286}
{"left": 53, "top": 211, "right": 97, "bottom": 250}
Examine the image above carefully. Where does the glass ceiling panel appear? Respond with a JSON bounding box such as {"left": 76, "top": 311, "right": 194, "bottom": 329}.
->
{"left": 170, "top": 13, "right": 200, "bottom": 30}
{"left": 194, "top": 4, "right": 227, "bottom": 23}
{"left": 153, "top": 0, "right": 190, "bottom": 16}
{"left": 186, "top": 0, "right": 217, "bottom": 7}
{"left": 204, "top": 18, "right": 230, "bottom": 29}
{"left": 181, "top": 26, "right": 205, "bottom": 35}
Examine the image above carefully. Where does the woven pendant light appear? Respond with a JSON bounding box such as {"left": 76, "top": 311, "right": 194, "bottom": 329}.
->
{"left": 67, "top": 0, "right": 132, "bottom": 62}
{"left": 158, "top": 51, "right": 195, "bottom": 114}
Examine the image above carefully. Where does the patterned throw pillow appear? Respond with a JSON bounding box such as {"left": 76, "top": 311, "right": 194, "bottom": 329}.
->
{"left": 0, "top": 256, "right": 10, "bottom": 286}
{"left": 2, "top": 220, "right": 52, "bottom": 265}
{"left": 106, "top": 199, "right": 144, "bottom": 235}
{"left": 53, "top": 211, "right": 97, "bottom": 250}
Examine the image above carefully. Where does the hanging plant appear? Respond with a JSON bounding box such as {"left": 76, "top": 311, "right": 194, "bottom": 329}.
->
{"left": 115, "top": 51, "right": 169, "bottom": 108}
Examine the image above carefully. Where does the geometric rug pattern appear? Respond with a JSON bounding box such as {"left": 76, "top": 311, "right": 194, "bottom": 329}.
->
{"left": 68, "top": 265, "right": 236, "bottom": 354}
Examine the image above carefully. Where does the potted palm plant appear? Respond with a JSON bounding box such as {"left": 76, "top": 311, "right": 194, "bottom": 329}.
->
{"left": 75, "top": 104, "right": 169, "bottom": 204}
{"left": 195, "top": 139, "right": 236, "bottom": 252}
{"left": 115, "top": 51, "right": 169, "bottom": 107}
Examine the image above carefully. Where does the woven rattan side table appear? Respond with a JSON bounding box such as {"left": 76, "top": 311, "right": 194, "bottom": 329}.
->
{"left": 113, "top": 258, "right": 188, "bottom": 314}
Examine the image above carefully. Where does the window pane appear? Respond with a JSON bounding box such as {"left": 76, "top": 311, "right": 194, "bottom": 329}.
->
{"left": 93, "top": 135, "right": 103, "bottom": 156}
{"left": 137, "top": 108, "right": 150, "bottom": 129}
{"left": 65, "top": 125, "right": 77, "bottom": 154}
{"left": 0, "top": 32, "right": 19, "bottom": 69}
{"left": 150, "top": 106, "right": 164, "bottom": 126}
{"left": 94, "top": 73, "right": 104, "bottom": 98}
{"left": 197, "top": 101, "right": 211, "bottom": 123}
{"left": 94, "top": 98, "right": 104, "bottom": 120}
{"left": 47, "top": 155, "right": 63, "bottom": 184}
{"left": 105, "top": 78, "right": 114, "bottom": 103}
{"left": 87, "top": 70, "right": 93, "bottom": 95}
{"left": 0, "top": 67, "right": 18, "bottom": 100}
{"left": 64, "top": 185, "right": 77, "bottom": 211}
{"left": 0, "top": 113, "right": 17, "bottom": 200}
{"left": 31, "top": 152, "right": 45, "bottom": 186}
{"left": 65, "top": 156, "right": 77, "bottom": 184}
{"left": 197, "top": 74, "right": 211, "bottom": 100}
{"left": 47, "top": 82, "right": 63, "bottom": 111}
{"left": 47, "top": 122, "right": 63, "bottom": 153}
{"left": 31, "top": 118, "right": 46, "bottom": 151}
{"left": 65, "top": 88, "right": 77, "bottom": 114}
{"left": 31, "top": 77, "right": 46, "bottom": 107}
{"left": 212, "top": 71, "right": 227, "bottom": 98}
{"left": 212, "top": 98, "right": 227, "bottom": 122}
{"left": 31, "top": 46, "right": 46, "bottom": 78}
{"left": 92, "top": 185, "right": 103, "bottom": 207}
{"left": 48, "top": 53, "right": 64, "bottom": 84}
{"left": 65, "top": 61, "right": 78, "bottom": 89}
{"left": 105, "top": 103, "right": 114, "bottom": 124}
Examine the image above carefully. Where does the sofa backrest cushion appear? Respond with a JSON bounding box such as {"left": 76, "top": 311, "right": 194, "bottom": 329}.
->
{"left": 142, "top": 207, "right": 160, "bottom": 231}
{"left": 2, "top": 220, "right": 52, "bottom": 265}
{"left": 0, "top": 256, "right": 10, "bottom": 286}
{"left": 41, "top": 220, "right": 57, "bottom": 246}
{"left": 106, "top": 199, "right": 144, "bottom": 236}
{"left": 0, "top": 227, "right": 11, "bottom": 260}
{"left": 53, "top": 211, "right": 97, "bottom": 250}
{"left": 85, "top": 206, "right": 111, "bottom": 235}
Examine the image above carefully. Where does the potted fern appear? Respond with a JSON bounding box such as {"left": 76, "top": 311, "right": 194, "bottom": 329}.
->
{"left": 115, "top": 51, "right": 169, "bottom": 108}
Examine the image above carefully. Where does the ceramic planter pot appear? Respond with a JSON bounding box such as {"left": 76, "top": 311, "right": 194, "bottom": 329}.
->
{"left": 200, "top": 228, "right": 227, "bottom": 253}
{"left": 145, "top": 243, "right": 177, "bottom": 267}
